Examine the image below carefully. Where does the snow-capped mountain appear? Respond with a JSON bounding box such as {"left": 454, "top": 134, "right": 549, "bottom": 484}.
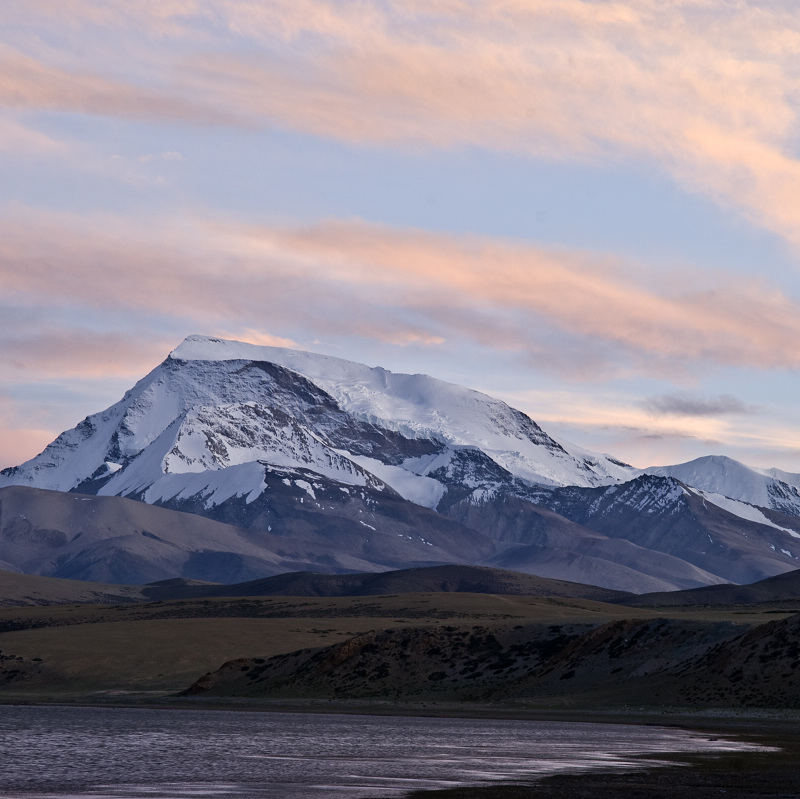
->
{"left": 0, "top": 335, "right": 634, "bottom": 508}
{"left": 645, "top": 455, "right": 800, "bottom": 519}
{"left": 1, "top": 335, "right": 799, "bottom": 591}
{"left": 533, "top": 474, "right": 800, "bottom": 586}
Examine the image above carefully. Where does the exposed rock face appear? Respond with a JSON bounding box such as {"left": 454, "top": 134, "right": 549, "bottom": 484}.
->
{"left": 527, "top": 475, "right": 800, "bottom": 585}
{"left": 181, "top": 623, "right": 594, "bottom": 700}
{"left": 186, "top": 612, "right": 800, "bottom": 710}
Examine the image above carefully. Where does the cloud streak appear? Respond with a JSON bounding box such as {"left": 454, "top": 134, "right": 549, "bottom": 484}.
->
{"left": 3, "top": 208, "right": 800, "bottom": 381}
{"left": 0, "top": 325, "right": 175, "bottom": 381}
{"left": 641, "top": 393, "right": 758, "bottom": 418}
{"left": 500, "top": 386, "right": 800, "bottom": 471}
{"left": 5, "top": 2, "right": 800, "bottom": 247}
{"left": 0, "top": 116, "right": 67, "bottom": 157}
{"left": 0, "top": 44, "right": 231, "bottom": 125}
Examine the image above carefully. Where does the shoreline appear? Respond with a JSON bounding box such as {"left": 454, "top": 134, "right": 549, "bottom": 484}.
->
{"left": 404, "top": 731, "right": 800, "bottom": 799}
{"left": 5, "top": 690, "right": 800, "bottom": 723}
{"left": 4, "top": 691, "right": 800, "bottom": 737}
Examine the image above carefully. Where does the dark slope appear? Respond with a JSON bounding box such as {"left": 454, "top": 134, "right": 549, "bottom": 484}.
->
{"left": 181, "top": 623, "right": 599, "bottom": 700}
{"left": 0, "top": 484, "right": 495, "bottom": 584}
{"left": 445, "top": 490, "right": 731, "bottom": 592}
{"left": 531, "top": 474, "right": 800, "bottom": 584}
{"left": 187, "top": 611, "right": 800, "bottom": 710}
{"left": 0, "top": 569, "right": 143, "bottom": 606}
{"left": 2, "top": 480, "right": 740, "bottom": 594}
{"left": 623, "top": 566, "right": 800, "bottom": 607}
{"left": 0, "top": 561, "right": 631, "bottom": 606}
{"left": 140, "top": 565, "right": 631, "bottom": 602}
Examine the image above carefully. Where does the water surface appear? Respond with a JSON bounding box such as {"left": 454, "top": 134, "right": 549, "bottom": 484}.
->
{"left": 0, "top": 705, "right": 765, "bottom": 798}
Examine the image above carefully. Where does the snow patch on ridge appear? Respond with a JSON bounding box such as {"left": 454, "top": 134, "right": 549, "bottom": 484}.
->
{"left": 340, "top": 453, "right": 445, "bottom": 508}
{"left": 759, "top": 466, "right": 800, "bottom": 490}
{"left": 690, "top": 488, "right": 800, "bottom": 537}
{"left": 143, "top": 460, "right": 270, "bottom": 508}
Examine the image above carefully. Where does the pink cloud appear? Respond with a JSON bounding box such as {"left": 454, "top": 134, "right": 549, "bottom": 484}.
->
{"left": 215, "top": 329, "right": 300, "bottom": 350}
{"left": 0, "top": 116, "right": 67, "bottom": 156}
{"left": 0, "top": 328, "right": 185, "bottom": 468}
{"left": 0, "top": 45, "right": 232, "bottom": 125}
{"left": 0, "top": 390, "right": 63, "bottom": 468}
{"left": 0, "top": 426, "right": 55, "bottom": 471}
{"left": 0, "top": 328, "right": 176, "bottom": 380}
{"left": 4, "top": 2, "right": 800, "bottom": 246}
{"left": 3, "top": 208, "right": 800, "bottom": 381}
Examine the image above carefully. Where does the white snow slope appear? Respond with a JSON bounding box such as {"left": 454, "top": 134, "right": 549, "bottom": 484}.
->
{"left": 646, "top": 455, "right": 800, "bottom": 520}
{"left": 172, "top": 335, "right": 634, "bottom": 488}
{"left": 0, "top": 335, "right": 635, "bottom": 510}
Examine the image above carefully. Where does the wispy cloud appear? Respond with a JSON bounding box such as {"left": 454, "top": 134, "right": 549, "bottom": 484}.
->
{"left": 214, "top": 328, "right": 299, "bottom": 350}
{"left": 641, "top": 393, "right": 758, "bottom": 418}
{"left": 0, "top": 321, "right": 176, "bottom": 381}
{"left": 0, "top": 426, "right": 54, "bottom": 472}
{"left": 499, "top": 386, "right": 800, "bottom": 470}
{"left": 3, "top": 208, "right": 800, "bottom": 381}
{"left": 137, "top": 151, "right": 184, "bottom": 163}
{"left": 0, "top": 116, "right": 67, "bottom": 157}
{"left": 0, "top": 44, "right": 232, "bottom": 125}
{"left": 5, "top": 2, "right": 800, "bottom": 247}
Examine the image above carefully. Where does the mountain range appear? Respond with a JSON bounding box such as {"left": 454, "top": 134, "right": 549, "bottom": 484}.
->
{"left": 2, "top": 334, "right": 799, "bottom": 593}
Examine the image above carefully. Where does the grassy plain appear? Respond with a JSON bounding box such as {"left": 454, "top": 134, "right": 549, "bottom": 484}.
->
{"left": 0, "top": 594, "right": 635, "bottom": 698}
{"left": 0, "top": 592, "right": 795, "bottom": 703}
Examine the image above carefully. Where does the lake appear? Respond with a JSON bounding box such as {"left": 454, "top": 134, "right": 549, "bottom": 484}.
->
{"left": 0, "top": 705, "right": 766, "bottom": 798}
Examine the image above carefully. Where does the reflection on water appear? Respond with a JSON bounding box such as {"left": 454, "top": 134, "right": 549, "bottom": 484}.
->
{"left": 0, "top": 705, "right": 766, "bottom": 799}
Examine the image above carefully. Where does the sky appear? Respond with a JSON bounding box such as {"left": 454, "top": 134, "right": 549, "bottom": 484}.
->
{"left": 3, "top": 0, "right": 800, "bottom": 473}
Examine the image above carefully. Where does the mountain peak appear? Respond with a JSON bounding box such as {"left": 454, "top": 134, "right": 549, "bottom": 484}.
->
{"left": 686, "top": 455, "right": 740, "bottom": 467}
{"left": 646, "top": 455, "right": 800, "bottom": 518}
{"left": 2, "top": 335, "right": 634, "bottom": 500}
{"left": 649, "top": 454, "right": 759, "bottom": 480}
{"left": 170, "top": 334, "right": 305, "bottom": 363}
